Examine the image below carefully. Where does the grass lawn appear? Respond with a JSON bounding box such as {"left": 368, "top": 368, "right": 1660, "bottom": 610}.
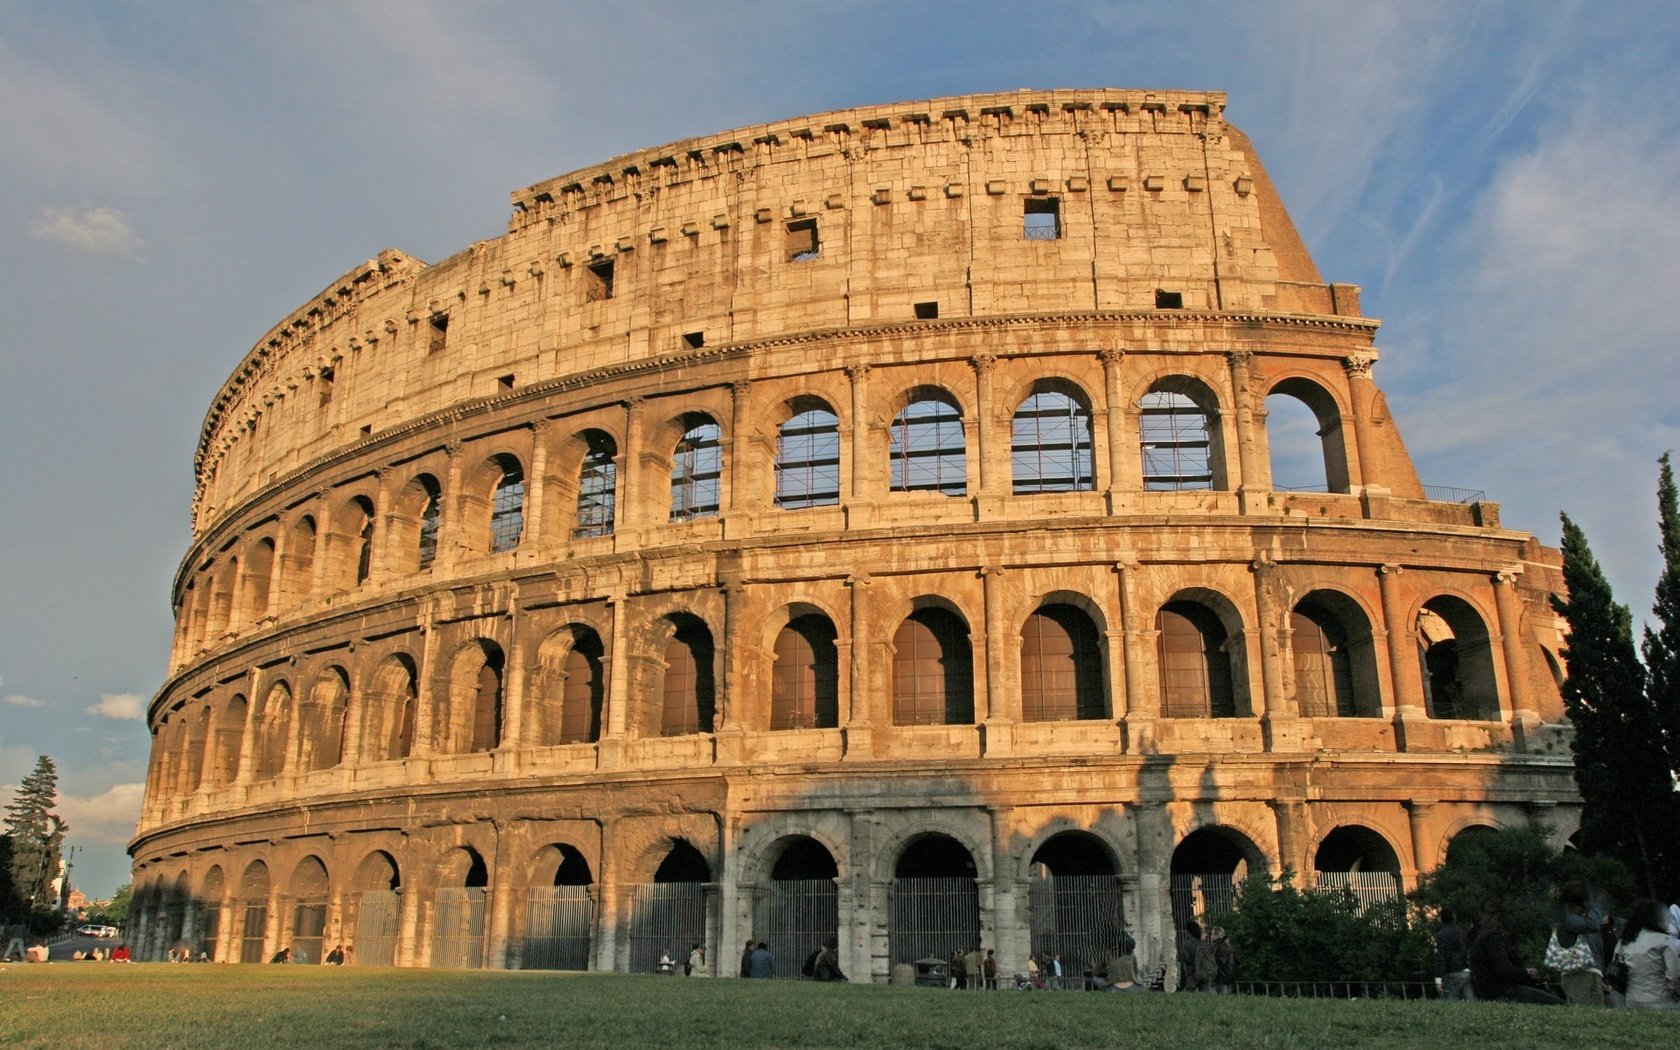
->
{"left": 1, "top": 965, "right": 1674, "bottom": 1049}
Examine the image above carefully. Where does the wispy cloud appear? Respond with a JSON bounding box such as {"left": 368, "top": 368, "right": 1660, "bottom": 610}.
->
{"left": 30, "top": 205, "right": 144, "bottom": 260}
{"left": 57, "top": 782, "right": 145, "bottom": 845}
{"left": 87, "top": 693, "right": 145, "bottom": 720}
{"left": 3, "top": 693, "right": 45, "bottom": 708}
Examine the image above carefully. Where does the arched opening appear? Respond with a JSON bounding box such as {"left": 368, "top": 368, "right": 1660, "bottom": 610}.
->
{"left": 299, "top": 667, "right": 349, "bottom": 773}
{"left": 365, "top": 654, "right": 418, "bottom": 763}
{"left": 243, "top": 539, "right": 275, "bottom": 623}
{"left": 390, "top": 473, "right": 442, "bottom": 573}
{"left": 432, "top": 847, "right": 489, "bottom": 969}
{"left": 1313, "top": 826, "right": 1402, "bottom": 907}
{"left": 211, "top": 694, "right": 246, "bottom": 786}
{"left": 336, "top": 496, "right": 376, "bottom": 587}
{"left": 670, "top": 415, "right": 722, "bottom": 521}
{"left": 444, "top": 641, "right": 504, "bottom": 754}
{"left": 1020, "top": 604, "right": 1106, "bottom": 722}
{"left": 1290, "top": 592, "right": 1382, "bottom": 718}
{"left": 1012, "top": 384, "right": 1094, "bottom": 493}
{"left": 775, "top": 400, "right": 841, "bottom": 509}
{"left": 1265, "top": 378, "right": 1350, "bottom": 493}
{"left": 210, "top": 557, "right": 237, "bottom": 637}
{"left": 1418, "top": 596, "right": 1500, "bottom": 720}
{"left": 285, "top": 515, "right": 316, "bottom": 605}
{"left": 351, "top": 851, "right": 401, "bottom": 966}
{"left": 771, "top": 614, "right": 840, "bottom": 730}
{"left": 163, "top": 871, "right": 191, "bottom": 956}
{"left": 199, "top": 866, "right": 225, "bottom": 962}
{"left": 1170, "top": 827, "right": 1260, "bottom": 931}
{"left": 573, "top": 430, "right": 617, "bottom": 538}
{"left": 658, "top": 616, "right": 715, "bottom": 737}
{"left": 890, "top": 390, "right": 966, "bottom": 497}
{"left": 288, "top": 856, "right": 330, "bottom": 964}
{"left": 630, "top": 840, "right": 712, "bottom": 975}
{"left": 238, "top": 860, "right": 271, "bottom": 963}
{"left": 1140, "top": 378, "right": 1225, "bottom": 490}
{"left": 1444, "top": 824, "right": 1500, "bottom": 865}
{"left": 752, "top": 837, "right": 839, "bottom": 979}
{"left": 488, "top": 455, "right": 526, "bottom": 553}
{"left": 890, "top": 833, "right": 980, "bottom": 968}
{"left": 523, "top": 844, "right": 595, "bottom": 971}
{"left": 253, "top": 683, "right": 292, "bottom": 779}
{"left": 1156, "top": 600, "right": 1240, "bottom": 718}
{"left": 1028, "top": 832, "right": 1125, "bottom": 986}
{"left": 891, "top": 607, "right": 974, "bottom": 726}
{"left": 183, "top": 706, "right": 210, "bottom": 793}
{"left": 559, "top": 629, "right": 606, "bottom": 744}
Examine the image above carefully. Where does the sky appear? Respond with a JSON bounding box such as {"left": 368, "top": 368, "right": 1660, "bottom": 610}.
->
{"left": 2, "top": 1, "right": 1678, "bottom": 898}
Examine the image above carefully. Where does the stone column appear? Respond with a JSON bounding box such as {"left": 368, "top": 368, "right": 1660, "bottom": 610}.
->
{"left": 1493, "top": 568, "right": 1538, "bottom": 735}
{"left": 725, "top": 381, "right": 753, "bottom": 537}
{"left": 1342, "top": 354, "right": 1378, "bottom": 494}
{"left": 599, "top": 590, "right": 632, "bottom": 768}
{"left": 308, "top": 491, "right": 334, "bottom": 596}
{"left": 716, "top": 578, "right": 748, "bottom": 763}
{"left": 1378, "top": 564, "right": 1427, "bottom": 741}
{"left": 1251, "top": 556, "right": 1298, "bottom": 751}
{"left": 849, "top": 809, "right": 883, "bottom": 982}
{"left": 486, "top": 822, "right": 514, "bottom": 969}
{"left": 843, "top": 573, "right": 874, "bottom": 758}
{"left": 1130, "top": 801, "right": 1173, "bottom": 983}
{"left": 988, "top": 806, "right": 1026, "bottom": 973}
{"left": 1227, "top": 352, "right": 1267, "bottom": 510}
{"left": 216, "top": 881, "right": 238, "bottom": 963}
{"left": 498, "top": 591, "right": 526, "bottom": 764}
{"left": 437, "top": 442, "right": 467, "bottom": 572}
{"left": 233, "top": 666, "right": 263, "bottom": 787}
{"left": 1099, "top": 348, "right": 1136, "bottom": 511}
{"left": 370, "top": 469, "right": 395, "bottom": 579}
{"left": 1405, "top": 800, "right": 1437, "bottom": 886}
{"left": 620, "top": 399, "right": 646, "bottom": 539}
{"left": 396, "top": 855, "right": 422, "bottom": 967}
{"left": 846, "top": 365, "right": 874, "bottom": 526}
{"left": 523, "top": 421, "right": 551, "bottom": 550}
{"left": 410, "top": 614, "right": 441, "bottom": 759}
{"left": 971, "top": 354, "right": 1002, "bottom": 516}
{"left": 1116, "top": 560, "right": 1155, "bottom": 747}
{"left": 1269, "top": 799, "right": 1308, "bottom": 885}
{"left": 979, "top": 565, "right": 1013, "bottom": 754}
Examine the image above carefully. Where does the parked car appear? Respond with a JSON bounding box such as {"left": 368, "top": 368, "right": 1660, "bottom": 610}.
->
{"left": 76, "top": 924, "right": 119, "bottom": 938}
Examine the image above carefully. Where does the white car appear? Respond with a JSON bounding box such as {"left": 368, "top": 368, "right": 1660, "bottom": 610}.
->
{"left": 76, "top": 924, "right": 119, "bottom": 938}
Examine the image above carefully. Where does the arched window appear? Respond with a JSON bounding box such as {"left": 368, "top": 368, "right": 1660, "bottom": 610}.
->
{"left": 300, "top": 668, "right": 349, "bottom": 772}
{"left": 287, "top": 515, "right": 316, "bottom": 603}
{"left": 1265, "top": 379, "right": 1350, "bottom": 494}
{"left": 488, "top": 457, "right": 525, "bottom": 552}
{"left": 1012, "top": 389, "right": 1093, "bottom": 493}
{"left": 1021, "top": 604, "right": 1105, "bottom": 721}
{"left": 212, "top": 694, "right": 246, "bottom": 786}
{"left": 659, "top": 618, "right": 716, "bottom": 736}
{"left": 1140, "top": 386, "right": 1215, "bottom": 490}
{"left": 890, "top": 394, "right": 966, "bottom": 497}
{"left": 243, "top": 539, "right": 275, "bottom": 623}
{"left": 892, "top": 608, "right": 974, "bottom": 725}
{"left": 560, "top": 632, "right": 605, "bottom": 744}
{"left": 1156, "top": 602, "right": 1236, "bottom": 718}
{"left": 1290, "top": 601, "right": 1378, "bottom": 718}
{"left": 771, "top": 614, "right": 839, "bottom": 730}
{"left": 350, "top": 497, "right": 375, "bottom": 585}
{"left": 366, "top": 655, "right": 417, "bottom": 762}
{"left": 417, "top": 477, "right": 442, "bottom": 570}
{"left": 1418, "top": 596, "right": 1499, "bottom": 720}
{"left": 254, "top": 683, "right": 292, "bottom": 778}
{"left": 574, "top": 431, "right": 617, "bottom": 539}
{"left": 671, "top": 418, "right": 722, "bottom": 521}
{"left": 775, "top": 405, "right": 841, "bottom": 509}
{"left": 444, "top": 641, "right": 505, "bottom": 754}
{"left": 472, "top": 649, "right": 504, "bottom": 752}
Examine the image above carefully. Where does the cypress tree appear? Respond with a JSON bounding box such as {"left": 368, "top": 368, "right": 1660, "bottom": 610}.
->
{"left": 2, "top": 755, "right": 66, "bottom": 916}
{"left": 1550, "top": 515, "right": 1677, "bottom": 898}
{"left": 1642, "top": 452, "right": 1680, "bottom": 783}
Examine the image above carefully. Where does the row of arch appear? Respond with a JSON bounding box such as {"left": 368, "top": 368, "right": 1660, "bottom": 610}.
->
{"left": 151, "top": 581, "right": 1520, "bottom": 801}
{"left": 126, "top": 817, "right": 1501, "bottom": 972}
{"left": 177, "top": 365, "right": 1361, "bottom": 660}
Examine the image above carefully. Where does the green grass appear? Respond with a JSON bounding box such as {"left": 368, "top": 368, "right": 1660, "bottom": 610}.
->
{"left": 1, "top": 966, "right": 1674, "bottom": 1049}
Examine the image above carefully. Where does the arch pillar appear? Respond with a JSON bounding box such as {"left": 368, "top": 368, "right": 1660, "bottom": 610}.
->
{"left": 842, "top": 574, "right": 874, "bottom": 758}
{"left": 1378, "top": 564, "right": 1427, "bottom": 747}
{"left": 523, "top": 421, "right": 551, "bottom": 550}
{"left": 844, "top": 365, "right": 874, "bottom": 526}
{"left": 598, "top": 591, "right": 631, "bottom": 769}
{"left": 1494, "top": 568, "right": 1540, "bottom": 740}
{"left": 1116, "top": 560, "right": 1155, "bottom": 748}
{"left": 971, "top": 354, "right": 1004, "bottom": 518}
{"left": 979, "top": 565, "right": 1013, "bottom": 754}
{"left": 1342, "top": 354, "right": 1378, "bottom": 494}
{"left": 1227, "top": 351, "right": 1269, "bottom": 510}
{"left": 1269, "top": 799, "right": 1308, "bottom": 885}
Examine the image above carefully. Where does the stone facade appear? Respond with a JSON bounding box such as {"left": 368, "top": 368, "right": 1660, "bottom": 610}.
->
{"left": 131, "top": 89, "right": 1578, "bottom": 981}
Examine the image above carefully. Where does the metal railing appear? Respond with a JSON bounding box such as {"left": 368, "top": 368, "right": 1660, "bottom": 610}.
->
{"left": 1422, "top": 484, "right": 1486, "bottom": 504}
{"left": 1234, "top": 980, "right": 1434, "bottom": 999}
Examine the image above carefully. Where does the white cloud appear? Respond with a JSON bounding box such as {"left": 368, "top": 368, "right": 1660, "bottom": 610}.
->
{"left": 3, "top": 693, "right": 45, "bottom": 707}
{"left": 56, "top": 782, "right": 145, "bottom": 845}
{"left": 87, "top": 693, "right": 145, "bottom": 720}
{"left": 30, "top": 205, "right": 144, "bottom": 260}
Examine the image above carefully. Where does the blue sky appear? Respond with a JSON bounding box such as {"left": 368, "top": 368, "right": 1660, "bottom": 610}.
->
{"left": 2, "top": 1, "right": 1678, "bottom": 897}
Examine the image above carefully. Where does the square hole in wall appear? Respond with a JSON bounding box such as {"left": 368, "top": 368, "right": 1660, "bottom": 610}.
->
{"left": 1024, "top": 197, "right": 1061, "bottom": 240}
{"left": 498, "top": 374, "right": 515, "bottom": 391}
{"left": 914, "top": 301, "right": 939, "bottom": 319}
{"left": 585, "top": 258, "right": 615, "bottom": 301}
{"left": 786, "top": 218, "right": 820, "bottom": 262}
{"left": 1155, "top": 289, "right": 1184, "bottom": 309}
{"left": 683, "top": 331, "right": 705, "bottom": 349}
{"left": 317, "top": 366, "right": 334, "bottom": 407}
{"left": 428, "top": 313, "right": 449, "bottom": 353}
{"left": 360, "top": 424, "right": 373, "bottom": 437}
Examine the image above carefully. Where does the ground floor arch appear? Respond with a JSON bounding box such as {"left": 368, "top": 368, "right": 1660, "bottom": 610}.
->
{"left": 521, "top": 843, "right": 595, "bottom": 971}
{"left": 628, "top": 839, "right": 713, "bottom": 975}
{"left": 431, "top": 847, "right": 489, "bottom": 969}
{"left": 889, "top": 833, "right": 980, "bottom": 969}
{"left": 351, "top": 850, "right": 402, "bottom": 966}
{"left": 1028, "top": 832, "right": 1127, "bottom": 987}
{"left": 750, "top": 835, "right": 840, "bottom": 979}
{"left": 1169, "top": 826, "right": 1262, "bottom": 931}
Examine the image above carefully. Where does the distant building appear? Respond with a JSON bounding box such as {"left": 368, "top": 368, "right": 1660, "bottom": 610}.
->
{"left": 131, "top": 89, "right": 1579, "bottom": 979}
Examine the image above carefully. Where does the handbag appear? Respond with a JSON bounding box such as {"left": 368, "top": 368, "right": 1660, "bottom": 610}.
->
{"left": 1605, "top": 945, "right": 1630, "bottom": 994}
{"left": 1543, "top": 931, "right": 1597, "bottom": 973}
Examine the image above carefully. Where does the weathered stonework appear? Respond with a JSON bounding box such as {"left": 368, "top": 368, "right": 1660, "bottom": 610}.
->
{"left": 132, "top": 90, "right": 1578, "bottom": 981}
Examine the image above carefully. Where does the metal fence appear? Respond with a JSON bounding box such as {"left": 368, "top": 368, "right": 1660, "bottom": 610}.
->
{"left": 1169, "top": 873, "right": 1237, "bottom": 930}
{"left": 292, "top": 901, "right": 327, "bottom": 964}
{"left": 628, "top": 883, "right": 707, "bottom": 975}
{"left": 354, "top": 890, "right": 400, "bottom": 967}
{"left": 889, "top": 877, "right": 979, "bottom": 968}
{"left": 1028, "top": 874, "right": 1128, "bottom": 984}
{"left": 751, "top": 879, "right": 838, "bottom": 979}
{"left": 199, "top": 904, "right": 220, "bottom": 963}
{"left": 239, "top": 904, "right": 268, "bottom": 963}
{"left": 521, "top": 886, "right": 594, "bottom": 971}
{"left": 1313, "top": 870, "right": 1402, "bottom": 912}
{"left": 1234, "top": 980, "right": 1433, "bottom": 999}
{"left": 431, "top": 887, "right": 488, "bottom": 969}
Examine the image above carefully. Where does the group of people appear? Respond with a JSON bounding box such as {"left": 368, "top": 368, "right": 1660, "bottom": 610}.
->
{"left": 946, "top": 946, "right": 999, "bottom": 989}
{"left": 663, "top": 937, "right": 845, "bottom": 980}
{"left": 1435, "top": 886, "right": 1680, "bottom": 1008}
{"left": 1175, "top": 922, "right": 1235, "bottom": 993}
{"left": 267, "top": 943, "right": 350, "bottom": 965}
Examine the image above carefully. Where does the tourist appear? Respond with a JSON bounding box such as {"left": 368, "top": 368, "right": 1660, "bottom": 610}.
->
{"left": 1177, "top": 922, "right": 1206, "bottom": 992}
{"left": 270, "top": 946, "right": 292, "bottom": 964}
{"left": 965, "top": 946, "right": 985, "bottom": 991}
{"left": 112, "top": 943, "right": 131, "bottom": 963}
{"left": 812, "top": 937, "right": 846, "bottom": 982}
{"left": 1434, "top": 908, "right": 1473, "bottom": 1000}
{"left": 749, "top": 940, "right": 774, "bottom": 979}
{"left": 1211, "top": 927, "right": 1235, "bottom": 994}
{"left": 1552, "top": 882, "right": 1608, "bottom": 1005}
{"left": 1469, "top": 908, "right": 1561, "bottom": 1004}
{"left": 687, "top": 942, "right": 707, "bottom": 977}
{"left": 657, "top": 949, "right": 676, "bottom": 975}
{"left": 1026, "top": 954, "right": 1040, "bottom": 988}
{"left": 950, "top": 948, "right": 966, "bottom": 990}
{"left": 1611, "top": 899, "right": 1680, "bottom": 1010}
{"left": 740, "top": 940, "right": 755, "bottom": 978}
{"left": 325, "top": 944, "right": 346, "bottom": 965}
{"left": 984, "top": 948, "right": 998, "bottom": 990}
{"left": 1049, "top": 952, "right": 1064, "bottom": 991}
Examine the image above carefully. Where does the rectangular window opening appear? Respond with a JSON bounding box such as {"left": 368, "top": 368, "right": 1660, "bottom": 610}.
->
{"left": 428, "top": 313, "right": 449, "bottom": 354}
{"left": 1155, "top": 289, "right": 1184, "bottom": 309}
{"left": 317, "top": 366, "right": 335, "bottom": 408}
{"left": 682, "top": 331, "right": 705, "bottom": 350}
{"left": 914, "top": 301, "right": 939, "bottom": 320}
{"left": 585, "top": 259, "right": 615, "bottom": 301}
{"left": 497, "top": 374, "right": 515, "bottom": 391}
{"left": 360, "top": 424, "right": 373, "bottom": 437}
{"left": 1024, "top": 197, "right": 1061, "bottom": 240}
{"left": 786, "top": 218, "right": 820, "bottom": 262}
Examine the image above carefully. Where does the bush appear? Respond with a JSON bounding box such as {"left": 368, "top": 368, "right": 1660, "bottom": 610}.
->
{"left": 1217, "top": 869, "right": 1432, "bottom": 984}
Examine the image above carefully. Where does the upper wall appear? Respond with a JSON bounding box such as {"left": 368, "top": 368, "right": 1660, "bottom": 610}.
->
{"left": 191, "top": 88, "right": 1362, "bottom": 535}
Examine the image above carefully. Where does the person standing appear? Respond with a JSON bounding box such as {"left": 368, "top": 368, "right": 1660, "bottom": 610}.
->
{"left": 965, "top": 946, "right": 985, "bottom": 992}
{"left": 984, "top": 949, "right": 998, "bottom": 990}
{"left": 1049, "top": 953, "right": 1064, "bottom": 991}
{"left": 740, "top": 940, "right": 755, "bottom": 978}
{"left": 687, "top": 942, "right": 707, "bottom": 977}
{"left": 1434, "top": 908, "right": 1473, "bottom": 1001}
{"left": 1211, "top": 927, "right": 1235, "bottom": 994}
{"left": 812, "top": 938, "right": 847, "bottom": 982}
{"left": 1177, "top": 922, "right": 1205, "bottom": 992}
{"left": 749, "top": 941, "right": 775, "bottom": 979}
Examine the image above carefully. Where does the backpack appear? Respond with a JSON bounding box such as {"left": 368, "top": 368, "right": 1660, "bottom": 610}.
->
{"left": 1192, "top": 940, "right": 1219, "bottom": 983}
{"left": 802, "top": 948, "right": 821, "bottom": 978}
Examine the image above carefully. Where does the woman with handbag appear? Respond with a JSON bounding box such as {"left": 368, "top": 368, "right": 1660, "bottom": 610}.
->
{"left": 1611, "top": 900, "right": 1680, "bottom": 1010}
{"left": 1549, "top": 882, "right": 1608, "bottom": 1005}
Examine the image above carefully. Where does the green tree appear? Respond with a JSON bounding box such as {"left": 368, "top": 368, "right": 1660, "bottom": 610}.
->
{"left": 1550, "top": 513, "right": 1679, "bottom": 898}
{"left": 2, "top": 755, "right": 67, "bottom": 917}
{"left": 95, "top": 883, "right": 131, "bottom": 926}
{"left": 1642, "top": 452, "right": 1680, "bottom": 786}
{"left": 1218, "top": 870, "right": 1432, "bottom": 984}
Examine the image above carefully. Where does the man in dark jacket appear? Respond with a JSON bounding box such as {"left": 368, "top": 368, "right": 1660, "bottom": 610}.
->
{"left": 813, "top": 937, "right": 847, "bottom": 982}
{"left": 1469, "top": 911, "right": 1562, "bottom": 1004}
{"left": 1434, "top": 909, "right": 1472, "bottom": 1000}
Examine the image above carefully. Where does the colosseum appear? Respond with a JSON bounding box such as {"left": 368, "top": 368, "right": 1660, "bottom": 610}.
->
{"left": 130, "top": 89, "right": 1580, "bottom": 982}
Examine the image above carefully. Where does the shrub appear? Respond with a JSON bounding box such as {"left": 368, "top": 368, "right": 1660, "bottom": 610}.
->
{"left": 1217, "top": 869, "right": 1432, "bottom": 984}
